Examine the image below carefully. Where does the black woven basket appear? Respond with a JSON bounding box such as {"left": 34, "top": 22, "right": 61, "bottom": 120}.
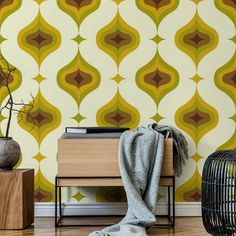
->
{"left": 202, "top": 150, "right": 236, "bottom": 236}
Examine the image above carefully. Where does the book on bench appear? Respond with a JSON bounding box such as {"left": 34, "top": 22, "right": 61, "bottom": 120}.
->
{"left": 65, "top": 127, "right": 129, "bottom": 134}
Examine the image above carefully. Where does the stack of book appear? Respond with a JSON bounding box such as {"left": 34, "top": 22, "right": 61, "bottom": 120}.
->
{"left": 62, "top": 127, "right": 129, "bottom": 139}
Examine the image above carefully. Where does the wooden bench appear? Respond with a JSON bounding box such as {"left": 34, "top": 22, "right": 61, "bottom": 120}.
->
{"left": 55, "top": 138, "right": 175, "bottom": 227}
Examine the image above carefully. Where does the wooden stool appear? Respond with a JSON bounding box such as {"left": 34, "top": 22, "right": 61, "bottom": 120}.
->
{"left": 0, "top": 169, "right": 34, "bottom": 229}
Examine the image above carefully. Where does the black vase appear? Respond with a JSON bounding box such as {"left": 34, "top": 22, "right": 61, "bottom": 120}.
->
{"left": 0, "top": 137, "right": 21, "bottom": 171}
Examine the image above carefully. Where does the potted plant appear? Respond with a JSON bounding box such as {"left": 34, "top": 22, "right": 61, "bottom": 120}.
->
{"left": 0, "top": 54, "right": 34, "bottom": 171}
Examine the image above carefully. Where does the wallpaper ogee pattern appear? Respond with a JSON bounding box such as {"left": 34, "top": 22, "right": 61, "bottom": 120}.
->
{"left": 0, "top": 0, "right": 235, "bottom": 203}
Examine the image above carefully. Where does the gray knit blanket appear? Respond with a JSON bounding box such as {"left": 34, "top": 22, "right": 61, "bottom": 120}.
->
{"left": 89, "top": 124, "right": 188, "bottom": 236}
{"left": 149, "top": 124, "right": 188, "bottom": 177}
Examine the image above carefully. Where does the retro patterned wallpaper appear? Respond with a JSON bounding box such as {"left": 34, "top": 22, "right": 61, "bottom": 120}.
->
{"left": 0, "top": 0, "right": 235, "bottom": 203}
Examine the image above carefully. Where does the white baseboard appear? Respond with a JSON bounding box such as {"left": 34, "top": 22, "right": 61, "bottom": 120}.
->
{"left": 35, "top": 202, "right": 201, "bottom": 217}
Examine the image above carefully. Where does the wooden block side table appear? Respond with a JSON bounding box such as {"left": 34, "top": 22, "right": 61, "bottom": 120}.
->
{"left": 0, "top": 169, "right": 34, "bottom": 229}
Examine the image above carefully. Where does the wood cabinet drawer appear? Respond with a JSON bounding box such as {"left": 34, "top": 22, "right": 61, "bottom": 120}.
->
{"left": 58, "top": 138, "right": 173, "bottom": 177}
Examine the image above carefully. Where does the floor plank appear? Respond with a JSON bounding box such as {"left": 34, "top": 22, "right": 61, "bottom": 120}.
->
{"left": 0, "top": 217, "right": 208, "bottom": 236}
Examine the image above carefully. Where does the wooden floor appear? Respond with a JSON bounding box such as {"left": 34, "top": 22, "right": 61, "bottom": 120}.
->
{"left": 0, "top": 217, "right": 208, "bottom": 236}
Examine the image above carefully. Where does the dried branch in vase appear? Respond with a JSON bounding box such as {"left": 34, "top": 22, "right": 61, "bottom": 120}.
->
{"left": 0, "top": 54, "right": 35, "bottom": 138}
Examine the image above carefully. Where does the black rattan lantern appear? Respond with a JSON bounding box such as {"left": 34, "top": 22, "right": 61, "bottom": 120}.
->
{"left": 202, "top": 150, "right": 236, "bottom": 236}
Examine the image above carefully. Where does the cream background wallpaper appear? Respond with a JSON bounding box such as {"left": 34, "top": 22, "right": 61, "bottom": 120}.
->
{"left": 0, "top": 0, "right": 235, "bottom": 203}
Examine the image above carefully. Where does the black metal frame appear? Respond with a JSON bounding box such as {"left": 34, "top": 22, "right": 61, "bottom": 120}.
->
{"left": 55, "top": 175, "right": 175, "bottom": 228}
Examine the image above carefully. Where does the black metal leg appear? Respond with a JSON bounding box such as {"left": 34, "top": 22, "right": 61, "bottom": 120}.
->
{"left": 55, "top": 176, "right": 58, "bottom": 227}
{"left": 59, "top": 186, "right": 62, "bottom": 217}
{"left": 173, "top": 177, "right": 175, "bottom": 227}
{"left": 168, "top": 186, "right": 171, "bottom": 221}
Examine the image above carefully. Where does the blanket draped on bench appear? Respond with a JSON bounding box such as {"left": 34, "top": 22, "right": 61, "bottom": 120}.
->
{"left": 89, "top": 124, "right": 188, "bottom": 236}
